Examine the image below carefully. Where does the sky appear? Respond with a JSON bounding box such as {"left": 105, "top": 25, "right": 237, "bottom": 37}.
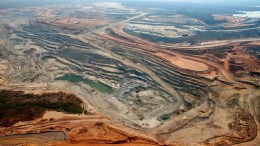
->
{"left": 0, "top": 0, "right": 260, "bottom": 9}
{"left": 129, "top": 0, "right": 259, "bottom": 3}
{"left": 122, "top": 0, "right": 260, "bottom": 5}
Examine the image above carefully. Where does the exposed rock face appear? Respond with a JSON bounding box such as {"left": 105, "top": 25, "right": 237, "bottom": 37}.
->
{"left": 0, "top": 90, "right": 84, "bottom": 127}
{"left": 0, "top": 90, "right": 160, "bottom": 146}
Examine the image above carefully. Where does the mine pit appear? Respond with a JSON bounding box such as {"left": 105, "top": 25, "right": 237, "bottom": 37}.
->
{"left": 0, "top": 2, "right": 260, "bottom": 145}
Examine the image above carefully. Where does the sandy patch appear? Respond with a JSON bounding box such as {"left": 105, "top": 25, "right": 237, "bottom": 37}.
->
{"left": 224, "top": 23, "right": 254, "bottom": 29}
{"left": 54, "top": 18, "right": 109, "bottom": 26}
{"left": 0, "top": 78, "right": 5, "bottom": 85}
{"left": 213, "top": 14, "right": 246, "bottom": 23}
{"left": 0, "top": 64, "right": 7, "bottom": 74}
{"left": 42, "top": 111, "right": 71, "bottom": 120}
{"left": 164, "top": 107, "right": 233, "bottom": 144}
{"left": 248, "top": 41, "right": 260, "bottom": 46}
{"left": 155, "top": 52, "right": 209, "bottom": 72}
{"left": 202, "top": 71, "right": 217, "bottom": 80}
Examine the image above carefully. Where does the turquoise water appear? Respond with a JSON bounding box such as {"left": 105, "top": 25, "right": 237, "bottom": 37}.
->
{"left": 160, "top": 114, "right": 171, "bottom": 121}
{"left": 56, "top": 74, "right": 114, "bottom": 94}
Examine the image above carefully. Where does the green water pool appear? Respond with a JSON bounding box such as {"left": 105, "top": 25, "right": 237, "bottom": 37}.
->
{"left": 56, "top": 74, "right": 114, "bottom": 94}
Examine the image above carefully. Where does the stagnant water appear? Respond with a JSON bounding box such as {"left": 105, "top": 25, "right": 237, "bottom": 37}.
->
{"left": 56, "top": 74, "right": 114, "bottom": 94}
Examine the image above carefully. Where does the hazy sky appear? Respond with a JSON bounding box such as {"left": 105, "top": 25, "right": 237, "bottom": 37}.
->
{"left": 1, "top": 0, "right": 259, "bottom": 9}
{"left": 123, "top": 0, "right": 260, "bottom": 4}
{"left": 125, "top": 0, "right": 260, "bottom": 7}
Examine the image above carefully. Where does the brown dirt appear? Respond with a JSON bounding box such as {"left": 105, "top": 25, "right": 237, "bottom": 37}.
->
{"left": 35, "top": 7, "right": 55, "bottom": 18}
{"left": 248, "top": 41, "right": 260, "bottom": 46}
{"left": 213, "top": 15, "right": 244, "bottom": 23}
{"left": 227, "top": 47, "right": 260, "bottom": 75}
{"left": 53, "top": 18, "right": 109, "bottom": 26}
{"left": 155, "top": 52, "right": 209, "bottom": 72}
{"left": 101, "top": 26, "right": 238, "bottom": 84}
{"left": 0, "top": 110, "right": 161, "bottom": 146}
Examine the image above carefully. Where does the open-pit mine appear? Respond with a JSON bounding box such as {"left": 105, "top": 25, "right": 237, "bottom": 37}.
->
{"left": 0, "top": 1, "right": 260, "bottom": 146}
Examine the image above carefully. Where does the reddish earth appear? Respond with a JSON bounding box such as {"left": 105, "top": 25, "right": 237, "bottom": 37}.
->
{"left": 1, "top": 10, "right": 260, "bottom": 145}
{"left": 102, "top": 26, "right": 238, "bottom": 84}
{"left": 248, "top": 41, "right": 260, "bottom": 46}
{"left": 0, "top": 111, "right": 161, "bottom": 146}
{"left": 155, "top": 52, "right": 209, "bottom": 72}
{"left": 0, "top": 90, "right": 161, "bottom": 146}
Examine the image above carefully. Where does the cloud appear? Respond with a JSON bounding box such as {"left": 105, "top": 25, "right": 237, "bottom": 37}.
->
{"left": 93, "top": 2, "right": 126, "bottom": 9}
